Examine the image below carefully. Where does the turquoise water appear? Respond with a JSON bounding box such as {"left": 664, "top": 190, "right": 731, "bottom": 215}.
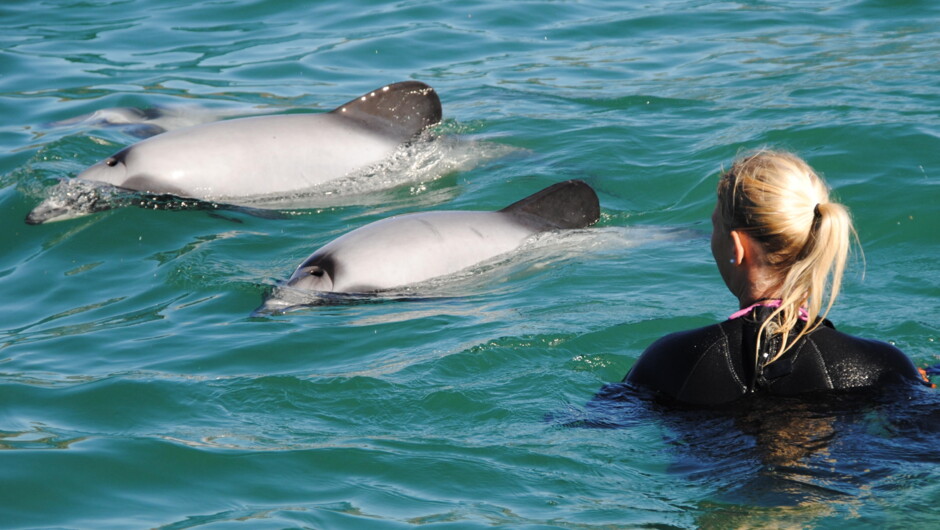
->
{"left": 2, "top": 0, "right": 939, "bottom": 527}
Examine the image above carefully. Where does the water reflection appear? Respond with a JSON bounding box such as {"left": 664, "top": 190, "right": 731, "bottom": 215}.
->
{"left": 579, "top": 382, "right": 940, "bottom": 525}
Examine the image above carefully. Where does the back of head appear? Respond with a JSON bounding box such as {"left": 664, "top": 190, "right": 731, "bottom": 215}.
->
{"left": 717, "top": 149, "right": 856, "bottom": 360}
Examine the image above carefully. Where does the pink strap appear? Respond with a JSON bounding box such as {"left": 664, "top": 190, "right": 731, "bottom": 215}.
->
{"left": 729, "top": 299, "right": 808, "bottom": 321}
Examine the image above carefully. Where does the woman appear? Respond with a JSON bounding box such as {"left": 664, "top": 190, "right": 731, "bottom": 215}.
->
{"left": 625, "top": 149, "right": 927, "bottom": 405}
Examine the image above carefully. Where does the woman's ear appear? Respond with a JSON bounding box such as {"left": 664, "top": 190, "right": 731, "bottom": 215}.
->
{"left": 732, "top": 229, "right": 768, "bottom": 267}
{"left": 730, "top": 230, "right": 747, "bottom": 265}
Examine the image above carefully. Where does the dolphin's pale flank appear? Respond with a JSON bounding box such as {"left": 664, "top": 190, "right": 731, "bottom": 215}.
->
{"left": 257, "top": 180, "right": 600, "bottom": 313}
{"left": 26, "top": 81, "right": 442, "bottom": 224}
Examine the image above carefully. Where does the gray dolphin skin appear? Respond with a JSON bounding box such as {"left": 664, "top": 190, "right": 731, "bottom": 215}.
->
{"left": 257, "top": 180, "right": 600, "bottom": 313}
{"left": 26, "top": 81, "right": 442, "bottom": 224}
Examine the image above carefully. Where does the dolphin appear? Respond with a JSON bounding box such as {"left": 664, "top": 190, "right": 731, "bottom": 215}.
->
{"left": 26, "top": 81, "right": 442, "bottom": 224}
{"left": 256, "top": 179, "right": 600, "bottom": 313}
{"left": 47, "top": 105, "right": 250, "bottom": 138}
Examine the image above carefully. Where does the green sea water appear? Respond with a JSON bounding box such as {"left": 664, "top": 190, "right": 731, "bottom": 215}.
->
{"left": 2, "top": 0, "right": 939, "bottom": 528}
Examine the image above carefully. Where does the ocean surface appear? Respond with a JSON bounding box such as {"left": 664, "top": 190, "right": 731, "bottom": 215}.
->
{"left": 2, "top": 0, "right": 939, "bottom": 528}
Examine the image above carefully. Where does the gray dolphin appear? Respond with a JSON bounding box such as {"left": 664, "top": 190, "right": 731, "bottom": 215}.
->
{"left": 26, "top": 81, "right": 442, "bottom": 224}
{"left": 257, "top": 180, "right": 600, "bottom": 313}
{"left": 47, "top": 105, "right": 250, "bottom": 138}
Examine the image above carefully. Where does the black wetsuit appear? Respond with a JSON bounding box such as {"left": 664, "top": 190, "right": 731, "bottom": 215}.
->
{"left": 624, "top": 306, "right": 926, "bottom": 406}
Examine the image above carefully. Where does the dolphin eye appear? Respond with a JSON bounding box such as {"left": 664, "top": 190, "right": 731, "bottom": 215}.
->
{"left": 310, "top": 268, "right": 324, "bottom": 277}
{"left": 105, "top": 158, "right": 118, "bottom": 167}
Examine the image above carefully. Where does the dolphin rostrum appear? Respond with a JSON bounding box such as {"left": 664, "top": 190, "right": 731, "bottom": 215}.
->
{"left": 257, "top": 179, "right": 600, "bottom": 313}
{"left": 26, "top": 81, "right": 442, "bottom": 224}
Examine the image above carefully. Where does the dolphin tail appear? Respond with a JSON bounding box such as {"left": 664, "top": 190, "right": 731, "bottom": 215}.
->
{"left": 330, "top": 81, "right": 442, "bottom": 141}
{"left": 500, "top": 180, "right": 601, "bottom": 230}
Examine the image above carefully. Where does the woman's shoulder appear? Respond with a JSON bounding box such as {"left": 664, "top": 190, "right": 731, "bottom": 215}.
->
{"left": 624, "top": 320, "right": 748, "bottom": 404}
{"left": 644, "top": 321, "right": 737, "bottom": 355}
{"left": 806, "top": 323, "right": 924, "bottom": 387}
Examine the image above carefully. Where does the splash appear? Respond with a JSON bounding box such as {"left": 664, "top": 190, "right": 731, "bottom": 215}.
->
{"left": 24, "top": 179, "right": 119, "bottom": 224}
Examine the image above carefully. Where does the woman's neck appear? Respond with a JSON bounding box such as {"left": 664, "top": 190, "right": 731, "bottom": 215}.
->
{"left": 736, "top": 274, "right": 781, "bottom": 309}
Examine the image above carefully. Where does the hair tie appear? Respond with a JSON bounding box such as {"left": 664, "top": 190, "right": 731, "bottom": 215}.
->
{"left": 797, "top": 203, "right": 824, "bottom": 262}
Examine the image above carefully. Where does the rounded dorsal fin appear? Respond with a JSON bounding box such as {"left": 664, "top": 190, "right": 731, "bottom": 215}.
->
{"left": 330, "top": 81, "right": 442, "bottom": 141}
{"left": 500, "top": 180, "right": 600, "bottom": 230}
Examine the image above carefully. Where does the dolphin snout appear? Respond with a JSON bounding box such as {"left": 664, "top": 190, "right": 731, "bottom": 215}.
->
{"left": 26, "top": 200, "right": 74, "bottom": 225}
{"left": 252, "top": 284, "right": 321, "bottom": 316}
{"left": 250, "top": 297, "right": 298, "bottom": 317}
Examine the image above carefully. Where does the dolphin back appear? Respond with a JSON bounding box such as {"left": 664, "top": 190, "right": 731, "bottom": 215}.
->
{"left": 501, "top": 179, "right": 600, "bottom": 230}
{"left": 330, "top": 81, "right": 442, "bottom": 142}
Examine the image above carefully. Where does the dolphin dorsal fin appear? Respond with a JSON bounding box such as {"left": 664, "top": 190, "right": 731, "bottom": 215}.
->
{"left": 500, "top": 180, "right": 600, "bottom": 230}
{"left": 330, "top": 81, "right": 442, "bottom": 141}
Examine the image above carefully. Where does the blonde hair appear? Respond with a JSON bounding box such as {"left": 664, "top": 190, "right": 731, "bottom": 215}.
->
{"left": 717, "top": 149, "right": 857, "bottom": 362}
